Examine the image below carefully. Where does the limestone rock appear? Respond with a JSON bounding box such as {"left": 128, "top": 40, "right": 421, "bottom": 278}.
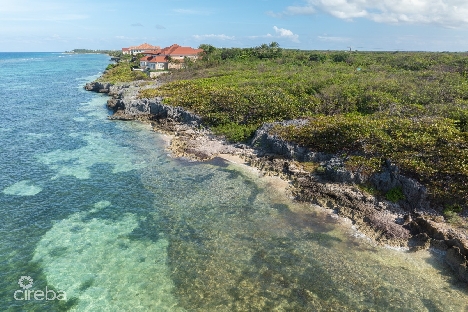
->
{"left": 84, "top": 81, "right": 112, "bottom": 93}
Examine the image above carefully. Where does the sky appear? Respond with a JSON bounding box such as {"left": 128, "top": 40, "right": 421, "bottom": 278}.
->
{"left": 1, "top": 0, "right": 468, "bottom": 52}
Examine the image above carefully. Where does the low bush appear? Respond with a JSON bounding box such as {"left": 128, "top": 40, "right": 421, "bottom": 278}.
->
{"left": 98, "top": 62, "right": 149, "bottom": 84}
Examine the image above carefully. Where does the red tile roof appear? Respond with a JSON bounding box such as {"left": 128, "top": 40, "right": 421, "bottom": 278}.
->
{"left": 148, "top": 56, "right": 168, "bottom": 63}
{"left": 140, "top": 56, "right": 153, "bottom": 62}
{"left": 130, "top": 43, "right": 160, "bottom": 50}
{"left": 158, "top": 44, "right": 202, "bottom": 56}
{"left": 169, "top": 46, "right": 203, "bottom": 56}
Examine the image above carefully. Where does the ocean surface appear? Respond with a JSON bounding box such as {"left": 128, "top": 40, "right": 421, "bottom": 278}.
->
{"left": 0, "top": 52, "right": 467, "bottom": 311}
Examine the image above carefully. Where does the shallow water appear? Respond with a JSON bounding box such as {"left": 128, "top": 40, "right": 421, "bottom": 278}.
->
{"left": 0, "top": 52, "right": 467, "bottom": 311}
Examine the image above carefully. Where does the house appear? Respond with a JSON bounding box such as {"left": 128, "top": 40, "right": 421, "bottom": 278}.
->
{"left": 147, "top": 56, "right": 169, "bottom": 70}
{"left": 138, "top": 44, "right": 204, "bottom": 70}
{"left": 139, "top": 55, "right": 154, "bottom": 69}
{"left": 162, "top": 44, "right": 204, "bottom": 69}
{"left": 122, "top": 43, "right": 161, "bottom": 55}
{"left": 140, "top": 55, "right": 168, "bottom": 70}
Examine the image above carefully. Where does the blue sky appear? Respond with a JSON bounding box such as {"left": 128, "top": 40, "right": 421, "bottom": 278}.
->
{"left": 1, "top": 0, "right": 468, "bottom": 52}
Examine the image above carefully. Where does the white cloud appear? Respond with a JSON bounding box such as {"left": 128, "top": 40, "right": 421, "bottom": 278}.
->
{"left": 248, "top": 27, "right": 300, "bottom": 43}
{"left": 267, "top": 5, "right": 316, "bottom": 17}
{"left": 193, "top": 34, "right": 235, "bottom": 41}
{"left": 248, "top": 34, "right": 273, "bottom": 39}
{"left": 318, "top": 35, "right": 351, "bottom": 42}
{"left": 273, "top": 26, "right": 299, "bottom": 42}
{"left": 274, "top": 0, "right": 468, "bottom": 27}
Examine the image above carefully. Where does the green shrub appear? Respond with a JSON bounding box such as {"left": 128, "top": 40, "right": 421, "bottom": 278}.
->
{"left": 105, "top": 63, "right": 117, "bottom": 71}
{"left": 309, "top": 53, "right": 327, "bottom": 63}
{"left": 357, "top": 184, "right": 380, "bottom": 196}
{"left": 331, "top": 52, "right": 349, "bottom": 63}
{"left": 385, "top": 187, "right": 405, "bottom": 202}
{"left": 211, "top": 123, "right": 258, "bottom": 142}
{"left": 98, "top": 63, "right": 149, "bottom": 84}
{"left": 443, "top": 210, "right": 462, "bottom": 225}
{"left": 345, "top": 156, "right": 382, "bottom": 176}
{"left": 443, "top": 204, "right": 463, "bottom": 214}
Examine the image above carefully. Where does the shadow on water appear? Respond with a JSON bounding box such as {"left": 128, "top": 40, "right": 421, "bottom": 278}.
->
{"left": 423, "top": 250, "right": 468, "bottom": 295}
{"left": 421, "top": 298, "right": 445, "bottom": 312}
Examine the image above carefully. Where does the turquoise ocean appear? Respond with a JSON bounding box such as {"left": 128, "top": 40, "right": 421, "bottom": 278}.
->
{"left": 0, "top": 52, "right": 467, "bottom": 311}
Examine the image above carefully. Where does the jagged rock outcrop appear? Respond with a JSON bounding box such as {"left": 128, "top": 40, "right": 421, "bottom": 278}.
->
{"left": 370, "top": 161, "right": 428, "bottom": 210}
{"left": 84, "top": 81, "right": 112, "bottom": 93}
{"left": 104, "top": 82, "right": 202, "bottom": 125}
{"left": 251, "top": 120, "right": 329, "bottom": 162}
{"left": 251, "top": 121, "right": 428, "bottom": 210}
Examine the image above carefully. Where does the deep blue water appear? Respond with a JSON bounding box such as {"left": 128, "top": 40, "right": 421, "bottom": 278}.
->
{"left": 0, "top": 52, "right": 467, "bottom": 311}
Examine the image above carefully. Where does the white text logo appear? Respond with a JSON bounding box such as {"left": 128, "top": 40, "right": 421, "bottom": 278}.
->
{"left": 14, "top": 276, "right": 67, "bottom": 301}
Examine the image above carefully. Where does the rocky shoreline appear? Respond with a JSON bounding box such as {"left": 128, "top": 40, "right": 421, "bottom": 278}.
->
{"left": 85, "top": 80, "right": 468, "bottom": 285}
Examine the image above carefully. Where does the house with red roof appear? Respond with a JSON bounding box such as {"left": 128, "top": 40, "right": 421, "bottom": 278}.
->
{"left": 163, "top": 44, "right": 204, "bottom": 69}
{"left": 122, "top": 43, "right": 161, "bottom": 55}
{"left": 139, "top": 44, "right": 204, "bottom": 70}
{"left": 146, "top": 56, "right": 168, "bottom": 71}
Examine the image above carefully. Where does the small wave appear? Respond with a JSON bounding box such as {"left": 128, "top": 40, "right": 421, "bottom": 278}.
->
{"left": 0, "top": 57, "right": 44, "bottom": 64}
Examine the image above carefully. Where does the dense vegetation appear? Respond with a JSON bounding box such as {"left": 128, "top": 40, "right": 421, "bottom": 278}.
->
{"left": 97, "top": 53, "right": 149, "bottom": 84}
{"left": 134, "top": 44, "right": 468, "bottom": 212}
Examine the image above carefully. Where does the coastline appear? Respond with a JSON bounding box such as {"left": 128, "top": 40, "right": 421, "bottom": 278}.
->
{"left": 85, "top": 79, "right": 468, "bottom": 285}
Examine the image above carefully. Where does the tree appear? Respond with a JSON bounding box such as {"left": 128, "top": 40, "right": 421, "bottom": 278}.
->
{"left": 253, "top": 42, "right": 282, "bottom": 59}
{"left": 198, "top": 44, "right": 216, "bottom": 55}
{"left": 269, "top": 42, "right": 280, "bottom": 48}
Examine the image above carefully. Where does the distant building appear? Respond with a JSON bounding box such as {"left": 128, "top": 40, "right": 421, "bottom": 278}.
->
{"left": 122, "top": 43, "right": 161, "bottom": 55}
{"left": 138, "top": 44, "right": 204, "bottom": 70}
